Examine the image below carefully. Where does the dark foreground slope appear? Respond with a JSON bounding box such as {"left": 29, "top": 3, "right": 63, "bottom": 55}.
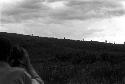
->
{"left": 1, "top": 32, "right": 125, "bottom": 84}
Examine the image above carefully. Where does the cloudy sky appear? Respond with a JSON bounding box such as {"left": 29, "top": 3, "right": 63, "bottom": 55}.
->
{"left": 1, "top": 0, "right": 125, "bottom": 44}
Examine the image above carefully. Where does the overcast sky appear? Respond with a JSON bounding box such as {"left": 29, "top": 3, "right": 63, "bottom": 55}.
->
{"left": 1, "top": 0, "right": 125, "bottom": 44}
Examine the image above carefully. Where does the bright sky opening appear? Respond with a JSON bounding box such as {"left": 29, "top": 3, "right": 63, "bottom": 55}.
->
{"left": 42, "top": 1, "right": 68, "bottom": 9}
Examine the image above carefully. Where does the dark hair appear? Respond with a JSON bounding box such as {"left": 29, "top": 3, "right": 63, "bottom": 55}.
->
{"left": 0, "top": 37, "right": 12, "bottom": 62}
{"left": 9, "top": 45, "right": 26, "bottom": 67}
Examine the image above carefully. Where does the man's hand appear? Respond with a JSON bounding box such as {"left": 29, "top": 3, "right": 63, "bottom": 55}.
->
{"left": 20, "top": 48, "right": 31, "bottom": 68}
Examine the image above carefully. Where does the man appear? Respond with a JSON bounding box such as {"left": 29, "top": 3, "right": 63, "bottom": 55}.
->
{"left": 0, "top": 37, "right": 44, "bottom": 84}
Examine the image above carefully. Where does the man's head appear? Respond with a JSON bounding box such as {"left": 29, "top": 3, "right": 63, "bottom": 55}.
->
{"left": 0, "top": 37, "right": 12, "bottom": 62}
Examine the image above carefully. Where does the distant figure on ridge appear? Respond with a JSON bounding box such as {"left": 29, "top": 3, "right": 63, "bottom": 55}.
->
{"left": 83, "top": 38, "right": 84, "bottom": 41}
{"left": 105, "top": 40, "right": 107, "bottom": 43}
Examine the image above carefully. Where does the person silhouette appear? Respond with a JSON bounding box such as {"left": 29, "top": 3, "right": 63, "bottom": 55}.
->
{"left": 0, "top": 37, "right": 44, "bottom": 84}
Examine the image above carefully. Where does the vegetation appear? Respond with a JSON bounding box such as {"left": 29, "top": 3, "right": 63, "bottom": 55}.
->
{"left": 1, "top": 32, "right": 125, "bottom": 84}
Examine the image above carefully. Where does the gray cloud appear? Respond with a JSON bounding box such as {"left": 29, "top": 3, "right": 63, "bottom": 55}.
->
{"left": 50, "top": 1, "right": 125, "bottom": 20}
{"left": 1, "top": 0, "right": 125, "bottom": 24}
{"left": 1, "top": 0, "right": 49, "bottom": 23}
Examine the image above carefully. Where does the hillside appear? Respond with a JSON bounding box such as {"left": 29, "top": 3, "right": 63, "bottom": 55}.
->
{"left": 1, "top": 32, "right": 125, "bottom": 84}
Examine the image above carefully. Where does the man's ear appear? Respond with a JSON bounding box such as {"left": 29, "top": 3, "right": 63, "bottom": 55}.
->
{"left": 7, "top": 57, "right": 12, "bottom": 65}
{"left": 7, "top": 52, "right": 14, "bottom": 65}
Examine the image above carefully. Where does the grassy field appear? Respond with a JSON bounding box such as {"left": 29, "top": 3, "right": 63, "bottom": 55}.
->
{"left": 1, "top": 32, "right": 125, "bottom": 84}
